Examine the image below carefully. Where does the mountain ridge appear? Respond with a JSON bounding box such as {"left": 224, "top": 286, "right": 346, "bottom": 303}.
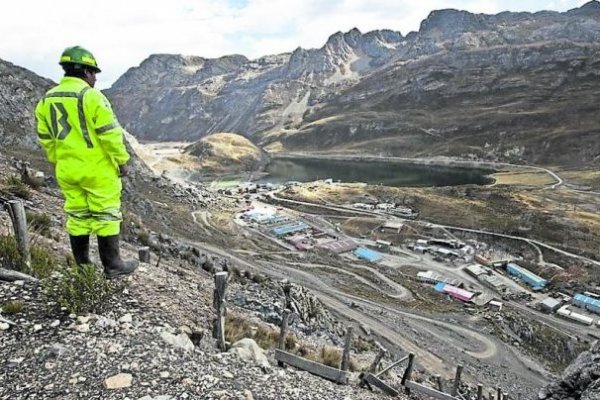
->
{"left": 104, "top": 1, "right": 600, "bottom": 166}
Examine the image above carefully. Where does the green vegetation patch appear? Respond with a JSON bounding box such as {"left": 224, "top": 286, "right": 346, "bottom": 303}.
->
{"left": 1, "top": 300, "right": 24, "bottom": 315}
{"left": 43, "top": 264, "right": 124, "bottom": 314}
{"left": 0, "top": 234, "right": 58, "bottom": 278}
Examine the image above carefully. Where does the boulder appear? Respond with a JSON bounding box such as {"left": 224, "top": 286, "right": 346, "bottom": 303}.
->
{"left": 228, "top": 338, "right": 270, "bottom": 368}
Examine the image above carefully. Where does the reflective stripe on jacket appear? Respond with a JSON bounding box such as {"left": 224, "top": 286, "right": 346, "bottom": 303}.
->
{"left": 35, "top": 77, "right": 130, "bottom": 173}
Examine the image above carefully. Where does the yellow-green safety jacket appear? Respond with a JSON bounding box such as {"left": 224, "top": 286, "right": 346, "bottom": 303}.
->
{"left": 35, "top": 76, "right": 129, "bottom": 171}
{"left": 35, "top": 77, "right": 130, "bottom": 236}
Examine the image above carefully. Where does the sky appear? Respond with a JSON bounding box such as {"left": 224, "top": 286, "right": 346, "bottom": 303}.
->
{"left": 0, "top": 0, "right": 590, "bottom": 89}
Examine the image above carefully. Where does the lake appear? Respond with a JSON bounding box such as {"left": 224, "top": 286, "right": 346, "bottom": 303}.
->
{"left": 255, "top": 157, "right": 495, "bottom": 187}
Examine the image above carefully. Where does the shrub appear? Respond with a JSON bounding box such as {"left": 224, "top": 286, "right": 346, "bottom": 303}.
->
{"left": 224, "top": 314, "right": 297, "bottom": 351}
{"left": 43, "top": 264, "right": 123, "bottom": 314}
{"left": 354, "top": 336, "right": 374, "bottom": 352}
{"left": 0, "top": 235, "right": 23, "bottom": 271}
{"left": 254, "top": 325, "right": 279, "bottom": 349}
{"left": 27, "top": 211, "right": 52, "bottom": 237}
{"left": 0, "top": 235, "right": 57, "bottom": 278}
{"left": 300, "top": 345, "right": 360, "bottom": 371}
{"left": 319, "top": 346, "right": 342, "bottom": 368}
{"left": 4, "top": 175, "right": 31, "bottom": 199}
{"left": 285, "top": 333, "right": 297, "bottom": 351}
{"left": 30, "top": 246, "right": 58, "bottom": 278}
{"left": 1, "top": 301, "right": 24, "bottom": 315}
{"left": 21, "top": 172, "right": 43, "bottom": 189}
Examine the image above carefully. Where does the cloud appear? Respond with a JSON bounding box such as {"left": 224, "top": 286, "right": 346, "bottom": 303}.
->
{"left": 0, "top": 0, "right": 587, "bottom": 88}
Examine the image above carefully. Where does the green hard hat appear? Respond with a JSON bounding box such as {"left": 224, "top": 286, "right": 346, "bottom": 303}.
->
{"left": 59, "top": 46, "right": 101, "bottom": 72}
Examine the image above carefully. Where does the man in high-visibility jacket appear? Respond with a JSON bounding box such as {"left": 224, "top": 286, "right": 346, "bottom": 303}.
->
{"left": 35, "top": 46, "right": 138, "bottom": 278}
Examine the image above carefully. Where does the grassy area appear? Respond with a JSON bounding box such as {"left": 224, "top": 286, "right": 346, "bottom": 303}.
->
{"left": 558, "top": 169, "right": 600, "bottom": 189}
{"left": 491, "top": 170, "right": 556, "bottom": 186}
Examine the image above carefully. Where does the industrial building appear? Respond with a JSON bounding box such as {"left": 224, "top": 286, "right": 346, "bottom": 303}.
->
{"left": 381, "top": 221, "right": 404, "bottom": 233}
{"left": 479, "top": 275, "right": 506, "bottom": 291}
{"left": 475, "top": 254, "right": 492, "bottom": 266}
{"left": 506, "top": 263, "right": 547, "bottom": 290}
{"left": 286, "top": 234, "right": 313, "bottom": 251}
{"left": 375, "top": 240, "right": 392, "bottom": 250}
{"left": 573, "top": 293, "right": 600, "bottom": 315}
{"left": 271, "top": 222, "right": 310, "bottom": 237}
{"left": 429, "top": 238, "right": 465, "bottom": 249}
{"left": 464, "top": 264, "right": 488, "bottom": 278}
{"left": 316, "top": 238, "right": 358, "bottom": 254}
{"left": 434, "top": 282, "right": 474, "bottom": 302}
{"left": 540, "top": 297, "right": 562, "bottom": 313}
{"left": 354, "top": 247, "right": 383, "bottom": 262}
{"left": 557, "top": 305, "right": 594, "bottom": 325}
{"left": 417, "top": 271, "right": 462, "bottom": 287}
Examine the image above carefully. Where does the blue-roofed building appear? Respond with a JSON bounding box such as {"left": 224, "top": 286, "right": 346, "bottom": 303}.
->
{"left": 354, "top": 247, "right": 382, "bottom": 262}
{"left": 574, "top": 293, "right": 600, "bottom": 315}
{"left": 434, "top": 282, "right": 446, "bottom": 293}
{"left": 271, "top": 222, "right": 309, "bottom": 237}
{"left": 506, "top": 263, "right": 547, "bottom": 290}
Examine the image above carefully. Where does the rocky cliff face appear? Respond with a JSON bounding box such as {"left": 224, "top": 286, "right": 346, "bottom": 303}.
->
{"left": 539, "top": 340, "right": 600, "bottom": 400}
{"left": 0, "top": 59, "right": 53, "bottom": 151}
{"left": 107, "top": 2, "right": 600, "bottom": 166}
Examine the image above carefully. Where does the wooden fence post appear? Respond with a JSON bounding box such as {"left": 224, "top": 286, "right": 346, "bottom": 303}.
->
{"left": 340, "top": 326, "right": 354, "bottom": 372}
{"left": 477, "top": 384, "right": 483, "bottom": 400}
{"left": 503, "top": 392, "right": 509, "bottom": 400}
{"left": 212, "top": 271, "right": 228, "bottom": 351}
{"left": 400, "top": 353, "right": 415, "bottom": 388}
{"left": 283, "top": 282, "right": 292, "bottom": 309}
{"left": 277, "top": 309, "right": 291, "bottom": 367}
{"left": 138, "top": 247, "right": 150, "bottom": 263}
{"left": 7, "top": 200, "right": 30, "bottom": 268}
{"left": 367, "top": 342, "right": 387, "bottom": 373}
{"left": 435, "top": 375, "right": 443, "bottom": 392}
{"left": 497, "top": 387, "right": 502, "bottom": 400}
{"left": 452, "top": 364, "right": 463, "bottom": 396}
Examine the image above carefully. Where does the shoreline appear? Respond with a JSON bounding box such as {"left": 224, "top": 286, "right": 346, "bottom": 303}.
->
{"left": 269, "top": 152, "right": 517, "bottom": 171}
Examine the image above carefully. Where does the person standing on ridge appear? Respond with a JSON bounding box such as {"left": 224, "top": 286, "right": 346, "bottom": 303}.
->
{"left": 34, "top": 46, "right": 138, "bottom": 278}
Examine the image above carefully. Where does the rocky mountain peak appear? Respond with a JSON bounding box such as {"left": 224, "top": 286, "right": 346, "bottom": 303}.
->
{"left": 568, "top": 0, "right": 600, "bottom": 17}
{"left": 419, "top": 9, "right": 490, "bottom": 36}
{"left": 104, "top": 4, "right": 600, "bottom": 166}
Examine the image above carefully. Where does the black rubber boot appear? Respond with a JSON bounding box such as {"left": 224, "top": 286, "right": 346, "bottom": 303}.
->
{"left": 69, "top": 235, "right": 92, "bottom": 266}
{"left": 97, "top": 235, "right": 138, "bottom": 279}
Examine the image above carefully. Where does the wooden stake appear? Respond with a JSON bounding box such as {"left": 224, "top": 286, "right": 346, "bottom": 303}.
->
{"left": 212, "top": 272, "right": 228, "bottom": 351}
{"left": 283, "top": 282, "right": 292, "bottom": 309}
{"left": 477, "top": 384, "right": 483, "bottom": 400}
{"left": 368, "top": 342, "right": 387, "bottom": 374}
{"left": 435, "top": 375, "right": 443, "bottom": 392}
{"left": 277, "top": 309, "right": 291, "bottom": 367}
{"left": 340, "top": 326, "right": 354, "bottom": 372}
{"left": 138, "top": 247, "right": 150, "bottom": 263}
{"left": 452, "top": 365, "right": 463, "bottom": 396}
{"left": 7, "top": 200, "right": 30, "bottom": 268}
{"left": 497, "top": 387, "right": 502, "bottom": 400}
{"left": 400, "top": 353, "right": 415, "bottom": 387}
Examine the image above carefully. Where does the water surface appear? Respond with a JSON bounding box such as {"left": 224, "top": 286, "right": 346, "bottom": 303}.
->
{"left": 256, "top": 158, "right": 494, "bottom": 187}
